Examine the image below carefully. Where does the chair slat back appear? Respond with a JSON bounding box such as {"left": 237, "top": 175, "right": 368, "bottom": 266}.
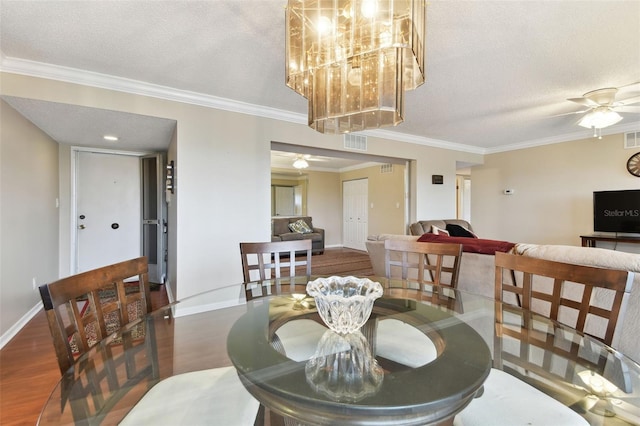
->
{"left": 240, "top": 240, "right": 312, "bottom": 300}
{"left": 384, "top": 239, "right": 462, "bottom": 289}
{"left": 494, "top": 252, "right": 633, "bottom": 346}
{"left": 39, "top": 256, "right": 151, "bottom": 374}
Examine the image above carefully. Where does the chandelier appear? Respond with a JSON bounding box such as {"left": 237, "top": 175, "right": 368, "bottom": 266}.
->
{"left": 285, "top": 0, "right": 426, "bottom": 134}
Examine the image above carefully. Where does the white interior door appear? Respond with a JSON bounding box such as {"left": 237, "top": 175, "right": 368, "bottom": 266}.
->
{"left": 76, "top": 151, "right": 141, "bottom": 273}
{"left": 343, "top": 179, "right": 368, "bottom": 251}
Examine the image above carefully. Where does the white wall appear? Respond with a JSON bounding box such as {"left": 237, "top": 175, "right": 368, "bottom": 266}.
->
{"left": 471, "top": 133, "right": 640, "bottom": 252}
{"left": 0, "top": 100, "right": 59, "bottom": 341}
{"left": 0, "top": 72, "right": 483, "bottom": 323}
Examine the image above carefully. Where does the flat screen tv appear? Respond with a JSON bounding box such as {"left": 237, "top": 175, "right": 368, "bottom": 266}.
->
{"left": 593, "top": 190, "right": 640, "bottom": 233}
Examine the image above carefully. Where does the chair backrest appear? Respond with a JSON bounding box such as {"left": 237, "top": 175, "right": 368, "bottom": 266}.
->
{"left": 39, "top": 256, "right": 151, "bottom": 374}
{"left": 384, "top": 239, "right": 463, "bottom": 289}
{"left": 240, "top": 240, "right": 312, "bottom": 299}
{"left": 494, "top": 252, "right": 634, "bottom": 346}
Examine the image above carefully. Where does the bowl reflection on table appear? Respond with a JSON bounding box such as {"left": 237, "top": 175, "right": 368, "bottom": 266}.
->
{"left": 306, "top": 276, "right": 383, "bottom": 334}
{"left": 305, "top": 329, "right": 384, "bottom": 403}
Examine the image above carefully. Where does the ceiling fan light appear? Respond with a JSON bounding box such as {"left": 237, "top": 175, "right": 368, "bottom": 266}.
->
{"left": 293, "top": 158, "right": 309, "bottom": 169}
{"left": 578, "top": 108, "right": 623, "bottom": 129}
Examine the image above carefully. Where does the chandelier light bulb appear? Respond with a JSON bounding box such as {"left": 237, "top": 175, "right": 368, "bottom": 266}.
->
{"left": 316, "top": 16, "right": 332, "bottom": 35}
{"left": 361, "top": 0, "right": 379, "bottom": 18}
{"left": 348, "top": 67, "right": 362, "bottom": 86}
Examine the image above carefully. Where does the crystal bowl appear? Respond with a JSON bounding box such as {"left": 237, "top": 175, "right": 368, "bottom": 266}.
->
{"left": 305, "top": 330, "right": 384, "bottom": 402}
{"left": 306, "top": 276, "right": 383, "bottom": 334}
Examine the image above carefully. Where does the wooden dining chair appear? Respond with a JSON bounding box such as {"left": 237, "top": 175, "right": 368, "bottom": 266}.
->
{"left": 494, "top": 251, "right": 633, "bottom": 346}
{"left": 39, "top": 256, "right": 152, "bottom": 374}
{"left": 240, "top": 239, "right": 312, "bottom": 300}
{"left": 384, "top": 239, "right": 462, "bottom": 293}
{"left": 455, "top": 252, "right": 634, "bottom": 426}
{"left": 38, "top": 257, "right": 157, "bottom": 424}
{"left": 378, "top": 240, "right": 463, "bottom": 368}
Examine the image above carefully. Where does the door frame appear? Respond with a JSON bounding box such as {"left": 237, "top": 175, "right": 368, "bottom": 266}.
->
{"left": 69, "top": 146, "right": 163, "bottom": 275}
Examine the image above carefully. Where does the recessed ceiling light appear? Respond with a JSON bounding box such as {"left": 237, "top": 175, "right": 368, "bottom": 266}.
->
{"left": 103, "top": 135, "right": 118, "bottom": 141}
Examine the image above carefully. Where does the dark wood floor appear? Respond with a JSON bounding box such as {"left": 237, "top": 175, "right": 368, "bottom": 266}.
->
{"left": 0, "top": 247, "right": 372, "bottom": 425}
{"left": 0, "top": 288, "right": 170, "bottom": 426}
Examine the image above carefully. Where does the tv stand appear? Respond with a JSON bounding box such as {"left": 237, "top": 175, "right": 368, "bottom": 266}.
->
{"left": 580, "top": 234, "right": 640, "bottom": 248}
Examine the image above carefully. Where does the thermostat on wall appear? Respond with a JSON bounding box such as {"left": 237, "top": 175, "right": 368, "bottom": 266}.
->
{"left": 503, "top": 189, "right": 515, "bottom": 195}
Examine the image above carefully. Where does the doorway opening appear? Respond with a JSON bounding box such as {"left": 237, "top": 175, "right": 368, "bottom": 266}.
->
{"left": 270, "top": 141, "right": 410, "bottom": 248}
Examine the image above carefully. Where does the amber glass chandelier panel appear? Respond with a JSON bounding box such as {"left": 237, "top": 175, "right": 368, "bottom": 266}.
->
{"left": 286, "top": 0, "right": 425, "bottom": 134}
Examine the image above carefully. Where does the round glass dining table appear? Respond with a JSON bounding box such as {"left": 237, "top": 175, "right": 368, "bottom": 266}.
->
{"left": 37, "top": 276, "right": 640, "bottom": 426}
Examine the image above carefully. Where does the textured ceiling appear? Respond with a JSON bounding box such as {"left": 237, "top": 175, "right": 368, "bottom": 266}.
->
{"left": 1, "top": 0, "right": 639, "bottom": 159}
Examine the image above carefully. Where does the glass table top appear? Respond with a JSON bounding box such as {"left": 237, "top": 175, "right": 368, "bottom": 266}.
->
{"left": 37, "top": 276, "right": 640, "bottom": 426}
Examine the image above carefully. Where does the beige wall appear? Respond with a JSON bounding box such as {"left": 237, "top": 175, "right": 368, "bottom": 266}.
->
{"left": 1, "top": 69, "right": 637, "bottom": 339}
{"left": 341, "top": 164, "right": 406, "bottom": 236}
{"left": 0, "top": 71, "right": 481, "bottom": 327}
{"left": 166, "top": 127, "right": 178, "bottom": 301}
{"left": 471, "top": 133, "right": 640, "bottom": 252}
{"left": 305, "top": 171, "right": 342, "bottom": 246}
{"left": 0, "top": 100, "right": 59, "bottom": 340}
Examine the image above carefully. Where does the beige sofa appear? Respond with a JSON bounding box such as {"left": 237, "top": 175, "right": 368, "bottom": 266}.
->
{"left": 366, "top": 230, "right": 640, "bottom": 362}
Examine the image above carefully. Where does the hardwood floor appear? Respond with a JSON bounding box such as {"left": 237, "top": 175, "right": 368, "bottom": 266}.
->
{"left": 0, "top": 287, "right": 169, "bottom": 426}
{"left": 0, "top": 248, "right": 372, "bottom": 425}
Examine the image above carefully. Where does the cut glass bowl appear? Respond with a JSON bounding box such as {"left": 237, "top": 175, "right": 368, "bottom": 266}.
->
{"left": 306, "top": 276, "right": 383, "bottom": 334}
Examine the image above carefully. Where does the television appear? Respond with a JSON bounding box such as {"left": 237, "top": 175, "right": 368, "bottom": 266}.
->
{"left": 593, "top": 190, "right": 640, "bottom": 233}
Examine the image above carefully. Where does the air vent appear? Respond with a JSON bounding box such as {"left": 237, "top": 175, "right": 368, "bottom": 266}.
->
{"left": 625, "top": 131, "right": 640, "bottom": 149}
{"left": 344, "top": 134, "right": 367, "bottom": 151}
{"left": 380, "top": 164, "right": 393, "bottom": 174}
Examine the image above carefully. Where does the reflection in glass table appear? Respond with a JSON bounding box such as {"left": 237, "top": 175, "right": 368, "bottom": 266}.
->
{"left": 37, "top": 277, "right": 640, "bottom": 426}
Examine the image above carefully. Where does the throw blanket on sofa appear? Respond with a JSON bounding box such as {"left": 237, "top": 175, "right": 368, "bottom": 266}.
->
{"left": 417, "top": 233, "right": 516, "bottom": 255}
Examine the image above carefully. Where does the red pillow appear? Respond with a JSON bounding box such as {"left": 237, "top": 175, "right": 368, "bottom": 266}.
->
{"left": 417, "top": 233, "right": 515, "bottom": 255}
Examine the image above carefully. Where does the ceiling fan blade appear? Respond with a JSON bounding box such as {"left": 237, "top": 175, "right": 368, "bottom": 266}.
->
{"left": 614, "top": 106, "right": 640, "bottom": 113}
{"left": 618, "top": 95, "right": 640, "bottom": 106}
{"left": 551, "top": 109, "right": 590, "bottom": 117}
{"left": 567, "top": 97, "right": 600, "bottom": 107}
{"left": 618, "top": 81, "right": 640, "bottom": 90}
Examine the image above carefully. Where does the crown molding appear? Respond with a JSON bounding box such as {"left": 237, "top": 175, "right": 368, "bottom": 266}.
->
{"left": 0, "top": 55, "right": 487, "bottom": 153}
{"left": 2, "top": 55, "right": 636, "bottom": 156}
{"left": 485, "top": 121, "right": 640, "bottom": 154}
{"left": 0, "top": 54, "right": 305, "bottom": 124}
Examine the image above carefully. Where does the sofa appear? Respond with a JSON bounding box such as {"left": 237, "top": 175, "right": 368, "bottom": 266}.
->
{"left": 366, "top": 221, "right": 640, "bottom": 362}
{"left": 409, "top": 219, "right": 477, "bottom": 236}
{"left": 271, "top": 216, "right": 324, "bottom": 254}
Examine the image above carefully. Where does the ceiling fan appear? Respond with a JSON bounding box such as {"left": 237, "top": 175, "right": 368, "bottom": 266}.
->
{"left": 565, "top": 83, "right": 640, "bottom": 138}
{"left": 271, "top": 152, "right": 329, "bottom": 169}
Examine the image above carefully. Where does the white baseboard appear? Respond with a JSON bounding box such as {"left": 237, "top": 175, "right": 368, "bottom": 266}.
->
{"left": 0, "top": 302, "right": 43, "bottom": 350}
